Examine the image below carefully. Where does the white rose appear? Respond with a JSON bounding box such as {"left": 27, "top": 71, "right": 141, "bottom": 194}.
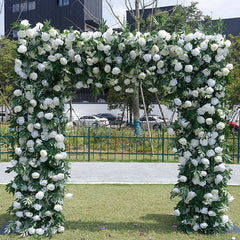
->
{"left": 28, "top": 227, "right": 36, "bottom": 235}
{"left": 40, "top": 180, "right": 48, "bottom": 186}
{"left": 137, "top": 37, "right": 146, "bottom": 47}
{"left": 13, "top": 201, "right": 21, "bottom": 209}
{"left": 17, "top": 30, "right": 26, "bottom": 38}
{"left": 45, "top": 113, "right": 54, "bottom": 120}
{"left": 215, "top": 147, "right": 223, "bottom": 154}
{"left": 215, "top": 174, "right": 223, "bottom": 185}
{"left": 65, "top": 193, "right": 73, "bottom": 200}
{"left": 112, "top": 67, "right": 121, "bottom": 75}
{"left": 138, "top": 72, "right": 146, "bottom": 80}
{"left": 215, "top": 156, "right": 222, "bottom": 163}
{"left": 17, "top": 45, "right": 27, "bottom": 54}
{"left": 174, "top": 62, "right": 182, "bottom": 71}
{"left": 32, "top": 172, "right": 40, "bottom": 179}
{"left": 216, "top": 122, "right": 225, "bottom": 130}
{"left": 169, "top": 79, "right": 177, "bottom": 87}
{"left": 200, "top": 223, "right": 208, "bottom": 229}
{"left": 206, "top": 87, "right": 214, "bottom": 95}
{"left": 60, "top": 57, "right": 68, "bottom": 65}
{"left": 153, "top": 54, "right": 160, "bottom": 62}
{"left": 143, "top": 54, "right": 152, "bottom": 62}
{"left": 192, "top": 90, "right": 198, "bottom": 97}
{"left": 184, "top": 65, "right": 193, "bottom": 73}
{"left": 222, "top": 68, "right": 230, "bottom": 76}
{"left": 58, "top": 226, "right": 65, "bottom": 233}
{"left": 33, "top": 203, "right": 42, "bottom": 211}
{"left": 173, "top": 209, "right": 180, "bottom": 216}
{"left": 95, "top": 83, "right": 102, "bottom": 88}
{"left": 13, "top": 89, "right": 22, "bottom": 96}
{"left": 35, "top": 191, "right": 44, "bottom": 200}
{"left": 184, "top": 43, "right": 193, "bottom": 51}
{"left": 167, "top": 128, "right": 175, "bottom": 136}
{"left": 36, "top": 228, "right": 44, "bottom": 236}
{"left": 191, "top": 48, "right": 200, "bottom": 56}
{"left": 30, "top": 99, "right": 37, "bottom": 107}
{"left": 178, "top": 138, "right": 187, "bottom": 145}
{"left": 125, "top": 88, "right": 134, "bottom": 93}
{"left": 29, "top": 72, "right": 38, "bottom": 80}
{"left": 211, "top": 44, "right": 218, "bottom": 51}
{"left": 15, "top": 147, "right": 22, "bottom": 156}
{"left": 174, "top": 98, "right": 182, "bottom": 106}
{"left": 47, "top": 183, "right": 55, "bottom": 191}
{"left": 206, "top": 118, "right": 213, "bottom": 125}
{"left": 158, "top": 30, "right": 171, "bottom": 40}
{"left": 179, "top": 176, "right": 187, "bottom": 182}
{"left": 201, "top": 158, "right": 210, "bottom": 165}
{"left": 14, "top": 105, "right": 22, "bottom": 113}
{"left": 49, "top": 28, "right": 57, "bottom": 37}
{"left": 221, "top": 215, "right": 229, "bottom": 224}
{"left": 203, "top": 54, "right": 211, "bottom": 63}
{"left": 200, "top": 139, "right": 208, "bottom": 146}
{"left": 104, "top": 64, "right": 111, "bottom": 73}
{"left": 40, "top": 150, "right": 47, "bottom": 157}
{"left": 114, "top": 86, "right": 121, "bottom": 91}
{"left": 54, "top": 204, "right": 63, "bottom": 212}
{"left": 130, "top": 50, "right": 137, "bottom": 60}
{"left": 197, "top": 116, "right": 205, "bottom": 124}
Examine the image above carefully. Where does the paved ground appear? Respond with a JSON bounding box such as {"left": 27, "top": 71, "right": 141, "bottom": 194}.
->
{"left": 0, "top": 162, "right": 240, "bottom": 185}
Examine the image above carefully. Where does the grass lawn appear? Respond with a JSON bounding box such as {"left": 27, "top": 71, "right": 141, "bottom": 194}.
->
{"left": 0, "top": 185, "right": 239, "bottom": 240}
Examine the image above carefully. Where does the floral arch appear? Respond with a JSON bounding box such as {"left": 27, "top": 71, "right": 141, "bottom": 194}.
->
{"left": 7, "top": 19, "right": 233, "bottom": 237}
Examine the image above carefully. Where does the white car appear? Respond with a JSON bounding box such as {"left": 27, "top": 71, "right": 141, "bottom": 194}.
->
{"left": 73, "top": 115, "right": 109, "bottom": 127}
{"left": 140, "top": 115, "right": 168, "bottom": 129}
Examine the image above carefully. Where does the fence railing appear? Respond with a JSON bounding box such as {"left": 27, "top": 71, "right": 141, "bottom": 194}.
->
{"left": 0, "top": 125, "right": 239, "bottom": 163}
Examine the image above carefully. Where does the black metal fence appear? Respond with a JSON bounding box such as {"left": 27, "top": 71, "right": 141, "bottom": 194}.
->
{"left": 0, "top": 125, "right": 239, "bottom": 163}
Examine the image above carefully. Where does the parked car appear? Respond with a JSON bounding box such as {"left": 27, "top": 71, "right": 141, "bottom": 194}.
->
{"left": 228, "top": 120, "right": 239, "bottom": 131}
{"left": 140, "top": 115, "right": 168, "bottom": 129}
{"left": 96, "top": 113, "right": 122, "bottom": 125}
{"left": 73, "top": 115, "right": 109, "bottom": 127}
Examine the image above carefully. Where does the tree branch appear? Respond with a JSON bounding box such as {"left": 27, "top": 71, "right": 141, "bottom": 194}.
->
{"left": 105, "top": 0, "right": 124, "bottom": 27}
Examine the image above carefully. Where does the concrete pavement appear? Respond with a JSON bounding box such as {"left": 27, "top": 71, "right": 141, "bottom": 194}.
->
{"left": 0, "top": 162, "right": 240, "bottom": 185}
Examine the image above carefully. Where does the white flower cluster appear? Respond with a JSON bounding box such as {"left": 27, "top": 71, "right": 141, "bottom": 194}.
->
{"left": 9, "top": 20, "right": 233, "bottom": 236}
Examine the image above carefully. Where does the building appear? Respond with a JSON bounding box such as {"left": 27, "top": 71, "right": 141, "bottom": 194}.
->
{"left": 126, "top": 5, "right": 240, "bottom": 37}
{"left": 4, "top": 0, "right": 102, "bottom": 38}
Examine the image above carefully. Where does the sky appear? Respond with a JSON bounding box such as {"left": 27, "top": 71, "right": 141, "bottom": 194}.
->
{"left": 1, "top": 0, "right": 240, "bottom": 35}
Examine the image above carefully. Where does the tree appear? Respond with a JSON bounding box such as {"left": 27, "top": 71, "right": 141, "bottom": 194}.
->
{"left": 0, "top": 37, "right": 17, "bottom": 108}
{"left": 228, "top": 34, "right": 240, "bottom": 105}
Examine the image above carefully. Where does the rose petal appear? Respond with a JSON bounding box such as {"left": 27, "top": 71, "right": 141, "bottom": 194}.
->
{"left": 101, "top": 226, "right": 105, "bottom": 230}
{"left": 109, "top": 234, "right": 112, "bottom": 237}
{"left": 148, "top": 237, "right": 152, "bottom": 240}
{"left": 140, "top": 232, "right": 143, "bottom": 236}
{"left": 172, "top": 225, "right": 178, "bottom": 228}
{"left": 134, "top": 223, "right": 138, "bottom": 226}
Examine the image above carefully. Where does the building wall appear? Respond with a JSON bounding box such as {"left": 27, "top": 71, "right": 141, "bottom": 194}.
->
{"left": 4, "top": 0, "right": 102, "bottom": 38}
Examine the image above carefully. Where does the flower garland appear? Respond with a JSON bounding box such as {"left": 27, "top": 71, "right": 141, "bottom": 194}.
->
{"left": 6, "top": 20, "right": 233, "bottom": 237}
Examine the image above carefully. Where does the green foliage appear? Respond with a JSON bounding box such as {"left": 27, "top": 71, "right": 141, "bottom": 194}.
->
{"left": 0, "top": 37, "right": 17, "bottom": 104}
{"left": 228, "top": 34, "right": 240, "bottom": 105}
{"left": 141, "top": 2, "right": 223, "bottom": 35}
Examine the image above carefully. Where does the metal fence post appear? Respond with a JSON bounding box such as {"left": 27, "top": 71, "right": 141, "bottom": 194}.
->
{"left": 162, "top": 127, "right": 164, "bottom": 162}
{"left": 238, "top": 129, "right": 240, "bottom": 163}
{"left": 88, "top": 127, "right": 91, "bottom": 162}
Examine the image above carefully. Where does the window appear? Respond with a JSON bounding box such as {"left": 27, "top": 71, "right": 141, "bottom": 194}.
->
{"left": 59, "top": 0, "right": 69, "bottom": 6}
{"left": 13, "top": 30, "right": 18, "bottom": 38}
{"left": 20, "top": 3, "right": 28, "bottom": 12}
{"left": 12, "top": 4, "right": 19, "bottom": 13}
{"left": 28, "top": 1, "right": 36, "bottom": 10}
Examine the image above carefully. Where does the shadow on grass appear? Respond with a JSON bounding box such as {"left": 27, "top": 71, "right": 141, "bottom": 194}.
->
{"left": 0, "top": 213, "right": 11, "bottom": 228}
{"left": 65, "top": 214, "right": 178, "bottom": 234}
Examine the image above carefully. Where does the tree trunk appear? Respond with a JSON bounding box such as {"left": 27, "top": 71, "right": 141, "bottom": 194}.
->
{"left": 133, "top": 0, "right": 141, "bottom": 136}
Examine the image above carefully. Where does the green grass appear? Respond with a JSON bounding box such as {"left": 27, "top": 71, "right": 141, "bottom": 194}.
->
{"left": 0, "top": 184, "right": 239, "bottom": 239}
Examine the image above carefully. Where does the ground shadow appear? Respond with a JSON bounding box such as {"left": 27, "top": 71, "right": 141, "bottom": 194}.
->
{"left": 65, "top": 214, "right": 178, "bottom": 234}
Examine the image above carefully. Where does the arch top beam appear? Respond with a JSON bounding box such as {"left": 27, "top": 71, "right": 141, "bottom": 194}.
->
{"left": 7, "top": 19, "right": 233, "bottom": 237}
